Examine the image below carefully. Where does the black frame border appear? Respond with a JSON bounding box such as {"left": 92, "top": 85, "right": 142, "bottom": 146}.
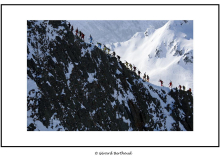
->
{"left": 1, "top": 3, "right": 219, "bottom": 147}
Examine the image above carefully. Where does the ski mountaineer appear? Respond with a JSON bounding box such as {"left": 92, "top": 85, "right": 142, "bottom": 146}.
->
{"left": 81, "top": 33, "right": 85, "bottom": 40}
{"left": 107, "top": 48, "right": 110, "bottom": 54}
{"left": 125, "top": 61, "right": 129, "bottom": 67}
{"left": 97, "top": 42, "right": 101, "bottom": 49}
{"left": 183, "top": 85, "right": 185, "bottom": 91}
{"left": 113, "top": 51, "right": 116, "bottom": 57}
{"left": 168, "top": 81, "right": 172, "bottom": 88}
{"left": 189, "top": 88, "right": 191, "bottom": 92}
{"left": 129, "top": 64, "right": 132, "bottom": 70}
{"left": 81, "top": 32, "right": 84, "bottom": 39}
{"left": 79, "top": 31, "right": 82, "bottom": 37}
{"left": 125, "top": 61, "right": 128, "bottom": 68}
{"left": 179, "top": 85, "right": 182, "bottom": 90}
{"left": 103, "top": 45, "right": 107, "bottom": 53}
{"left": 71, "top": 26, "right": 74, "bottom": 32}
{"left": 138, "top": 70, "right": 141, "bottom": 77}
{"left": 159, "top": 79, "right": 163, "bottom": 86}
{"left": 68, "top": 22, "right": 71, "bottom": 29}
{"left": 89, "top": 35, "right": 93, "bottom": 43}
{"left": 75, "top": 28, "right": 78, "bottom": 36}
{"left": 117, "top": 55, "right": 121, "bottom": 61}
{"left": 143, "top": 73, "right": 146, "bottom": 81}
{"left": 147, "top": 75, "right": 149, "bottom": 82}
{"left": 133, "top": 66, "right": 136, "bottom": 72}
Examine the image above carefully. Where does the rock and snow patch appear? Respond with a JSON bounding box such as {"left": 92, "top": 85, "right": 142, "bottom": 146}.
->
{"left": 66, "top": 63, "right": 74, "bottom": 79}
{"left": 81, "top": 45, "right": 95, "bottom": 57}
{"left": 81, "top": 104, "right": 86, "bottom": 109}
{"left": 88, "top": 71, "right": 98, "bottom": 83}
{"left": 116, "top": 69, "right": 121, "bottom": 74}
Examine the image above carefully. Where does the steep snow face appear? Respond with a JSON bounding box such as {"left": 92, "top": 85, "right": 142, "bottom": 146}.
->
{"left": 68, "top": 20, "right": 168, "bottom": 44}
{"left": 107, "top": 20, "right": 193, "bottom": 92}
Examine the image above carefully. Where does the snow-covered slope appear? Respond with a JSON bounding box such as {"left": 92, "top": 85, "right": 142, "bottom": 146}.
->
{"left": 68, "top": 20, "right": 167, "bottom": 44}
{"left": 107, "top": 20, "right": 193, "bottom": 92}
{"left": 27, "top": 20, "right": 193, "bottom": 131}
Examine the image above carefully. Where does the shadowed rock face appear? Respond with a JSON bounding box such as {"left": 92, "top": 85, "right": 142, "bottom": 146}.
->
{"left": 27, "top": 20, "right": 193, "bottom": 131}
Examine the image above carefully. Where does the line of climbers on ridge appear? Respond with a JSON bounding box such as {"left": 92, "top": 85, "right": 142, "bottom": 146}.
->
{"left": 96, "top": 41, "right": 151, "bottom": 83}
{"left": 124, "top": 61, "right": 149, "bottom": 82}
{"left": 67, "top": 22, "right": 192, "bottom": 93}
{"left": 68, "top": 22, "right": 85, "bottom": 40}
{"left": 67, "top": 23, "right": 122, "bottom": 63}
{"left": 159, "top": 79, "right": 191, "bottom": 92}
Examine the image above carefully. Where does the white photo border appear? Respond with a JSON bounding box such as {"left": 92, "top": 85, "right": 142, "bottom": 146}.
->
{"left": 1, "top": 4, "right": 219, "bottom": 147}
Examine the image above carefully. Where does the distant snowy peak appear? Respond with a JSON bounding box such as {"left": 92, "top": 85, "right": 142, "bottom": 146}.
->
{"left": 107, "top": 20, "right": 193, "bottom": 92}
{"left": 166, "top": 20, "right": 193, "bottom": 39}
{"left": 144, "top": 20, "right": 193, "bottom": 40}
{"left": 148, "top": 20, "right": 193, "bottom": 60}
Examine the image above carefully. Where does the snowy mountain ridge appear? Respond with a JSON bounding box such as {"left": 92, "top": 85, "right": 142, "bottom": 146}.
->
{"left": 27, "top": 20, "right": 193, "bottom": 131}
